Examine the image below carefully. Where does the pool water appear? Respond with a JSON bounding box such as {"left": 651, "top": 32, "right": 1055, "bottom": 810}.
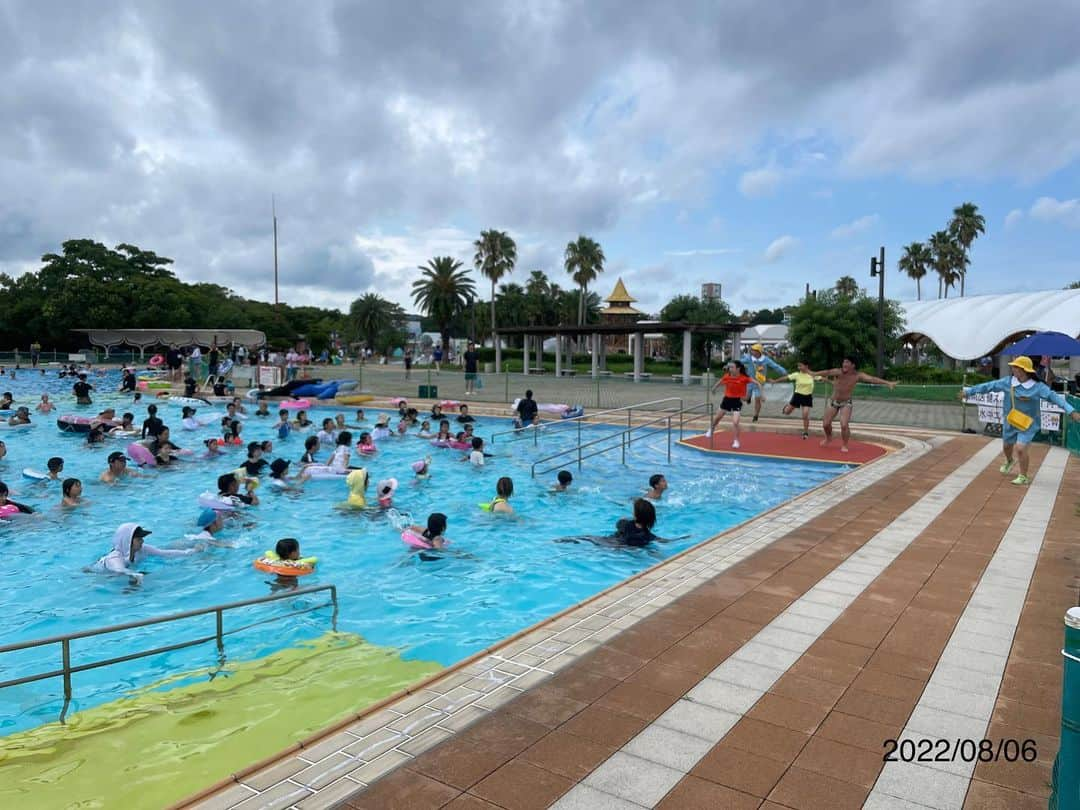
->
{"left": 0, "top": 369, "right": 846, "bottom": 802}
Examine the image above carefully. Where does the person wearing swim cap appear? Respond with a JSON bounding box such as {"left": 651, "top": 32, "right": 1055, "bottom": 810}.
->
{"left": 376, "top": 478, "right": 398, "bottom": 507}
{"left": 412, "top": 457, "right": 432, "bottom": 479}
{"left": 344, "top": 467, "right": 368, "bottom": 508}
{"left": 740, "top": 343, "right": 786, "bottom": 423}
{"left": 191, "top": 508, "right": 235, "bottom": 547}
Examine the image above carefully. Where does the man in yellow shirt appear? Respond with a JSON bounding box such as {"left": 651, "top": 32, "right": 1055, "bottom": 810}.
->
{"left": 773, "top": 360, "right": 817, "bottom": 439}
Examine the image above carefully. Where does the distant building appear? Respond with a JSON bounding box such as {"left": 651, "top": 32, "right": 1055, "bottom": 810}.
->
{"left": 701, "top": 282, "right": 722, "bottom": 303}
{"left": 599, "top": 277, "right": 645, "bottom": 352}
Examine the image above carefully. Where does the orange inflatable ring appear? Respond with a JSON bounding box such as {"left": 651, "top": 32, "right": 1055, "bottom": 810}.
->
{"left": 253, "top": 555, "right": 316, "bottom": 577}
{"left": 149, "top": 354, "right": 165, "bottom": 367}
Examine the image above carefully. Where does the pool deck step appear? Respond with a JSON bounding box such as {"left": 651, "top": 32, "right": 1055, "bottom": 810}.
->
{"left": 183, "top": 435, "right": 1076, "bottom": 810}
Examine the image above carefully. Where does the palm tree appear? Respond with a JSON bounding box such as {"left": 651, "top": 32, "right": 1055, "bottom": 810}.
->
{"left": 835, "top": 275, "right": 859, "bottom": 298}
{"left": 473, "top": 229, "right": 517, "bottom": 349}
{"left": 348, "top": 292, "right": 404, "bottom": 351}
{"left": 898, "top": 242, "right": 932, "bottom": 300}
{"left": 412, "top": 257, "right": 476, "bottom": 354}
{"left": 929, "top": 230, "right": 962, "bottom": 298}
{"left": 948, "top": 202, "right": 985, "bottom": 296}
{"left": 564, "top": 236, "right": 605, "bottom": 352}
{"left": 523, "top": 270, "right": 551, "bottom": 325}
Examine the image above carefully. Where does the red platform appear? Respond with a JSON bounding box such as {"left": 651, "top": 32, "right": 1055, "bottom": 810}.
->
{"left": 680, "top": 430, "right": 888, "bottom": 465}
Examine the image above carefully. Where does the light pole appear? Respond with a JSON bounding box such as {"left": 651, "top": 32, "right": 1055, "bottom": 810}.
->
{"left": 869, "top": 245, "right": 885, "bottom": 376}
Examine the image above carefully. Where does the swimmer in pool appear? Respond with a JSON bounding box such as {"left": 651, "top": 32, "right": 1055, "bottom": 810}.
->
{"left": 552, "top": 470, "right": 573, "bottom": 492}
{"left": 88, "top": 523, "right": 200, "bottom": 583}
{"left": 352, "top": 409, "right": 366, "bottom": 426}
{"left": 334, "top": 413, "right": 347, "bottom": 432}
{"left": 109, "top": 412, "right": 136, "bottom": 435}
{"left": 412, "top": 457, "right": 432, "bottom": 479}
{"left": 35, "top": 394, "right": 55, "bottom": 414}
{"left": 255, "top": 400, "right": 270, "bottom": 417}
{"left": 86, "top": 427, "right": 107, "bottom": 445}
{"left": 268, "top": 457, "right": 308, "bottom": 490}
{"left": 434, "top": 420, "right": 452, "bottom": 442}
{"left": 466, "top": 436, "right": 485, "bottom": 466}
{"left": 0, "top": 481, "right": 34, "bottom": 514}
{"left": 191, "top": 508, "right": 232, "bottom": 547}
{"left": 100, "top": 451, "right": 144, "bottom": 483}
{"left": 317, "top": 418, "right": 337, "bottom": 447}
{"left": 299, "top": 435, "right": 320, "bottom": 465}
{"left": 0, "top": 440, "right": 7, "bottom": 461}
{"left": 61, "top": 478, "right": 87, "bottom": 508}
{"left": 417, "top": 419, "right": 435, "bottom": 439}
{"left": 273, "top": 409, "right": 291, "bottom": 438}
{"left": 615, "top": 499, "right": 658, "bottom": 546}
{"left": 406, "top": 512, "right": 448, "bottom": 550}
{"left": 644, "top": 474, "right": 667, "bottom": 501}
{"left": 8, "top": 406, "right": 31, "bottom": 426}
{"left": 480, "top": 477, "right": 514, "bottom": 514}
{"left": 376, "top": 478, "right": 397, "bottom": 507}
{"left": 356, "top": 432, "right": 377, "bottom": 454}
{"left": 142, "top": 404, "right": 164, "bottom": 440}
{"left": 264, "top": 537, "right": 313, "bottom": 589}
{"left": 0, "top": 392, "right": 13, "bottom": 409}
{"left": 45, "top": 456, "right": 64, "bottom": 481}
{"left": 344, "top": 467, "right": 368, "bottom": 508}
{"left": 293, "top": 410, "right": 313, "bottom": 429}
{"left": 202, "top": 438, "right": 223, "bottom": 458}
{"left": 218, "top": 472, "right": 259, "bottom": 506}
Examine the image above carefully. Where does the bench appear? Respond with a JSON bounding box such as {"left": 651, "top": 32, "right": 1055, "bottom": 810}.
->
{"left": 559, "top": 369, "right": 576, "bottom": 377}
{"left": 670, "top": 374, "right": 703, "bottom": 384}
{"left": 526, "top": 367, "right": 546, "bottom": 375}
{"left": 623, "top": 372, "right": 652, "bottom": 380}
{"left": 68, "top": 353, "right": 87, "bottom": 362}
{"left": 596, "top": 370, "right": 613, "bottom": 377}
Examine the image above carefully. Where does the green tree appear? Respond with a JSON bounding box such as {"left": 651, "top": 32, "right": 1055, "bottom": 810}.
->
{"left": 948, "top": 202, "right": 985, "bottom": 296}
{"left": 473, "top": 229, "right": 516, "bottom": 348}
{"left": 659, "top": 294, "right": 734, "bottom": 368}
{"left": 898, "top": 241, "right": 932, "bottom": 301}
{"left": 1066, "top": 281, "right": 1080, "bottom": 289}
{"left": 564, "top": 235, "right": 605, "bottom": 329}
{"left": 348, "top": 293, "right": 405, "bottom": 351}
{"left": 412, "top": 257, "right": 475, "bottom": 354}
{"left": 787, "top": 289, "right": 903, "bottom": 370}
{"left": 835, "top": 275, "right": 860, "bottom": 299}
{"left": 495, "top": 283, "right": 528, "bottom": 346}
{"left": 929, "top": 230, "right": 963, "bottom": 298}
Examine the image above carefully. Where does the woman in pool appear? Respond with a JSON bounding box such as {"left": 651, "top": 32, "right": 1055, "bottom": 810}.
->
{"left": 218, "top": 472, "right": 259, "bottom": 506}
{"left": 299, "top": 435, "right": 320, "bottom": 465}
{"left": 61, "top": 478, "right": 87, "bottom": 508}
{"left": 35, "top": 394, "right": 55, "bottom": 414}
{"left": 88, "top": 523, "right": 200, "bottom": 583}
{"left": 151, "top": 427, "right": 182, "bottom": 465}
{"left": 317, "top": 418, "right": 337, "bottom": 447}
{"left": 268, "top": 457, "right": 308, "bottom": 490}
{"left": 292, "top": 410, "right": 313, "bottom": 430}
{"left": 254, "top": 400, "right": 271, "bottom": 417}
{"left": 615, "top": 499, "right": 658, "bottom": 547}
{"left": 334, "top": 413, "right": 347, "bottom": 432}
{"left": 480, "top": 477, "right": 514, "bottom": 514}
{"left": 0, "top": 481, "right": 35, "bottom": 515}
{"left": 142, "top": 404, "right": 164, "bottom": 439}
{"left": 202, "top": 438, "right": 223, "bottom": 458}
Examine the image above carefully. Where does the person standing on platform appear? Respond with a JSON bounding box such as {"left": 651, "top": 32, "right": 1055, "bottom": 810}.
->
{"left": 740, "top": 343, "right": 786, "bottom": 423}
{"left": 463, "top": 342, "right": 479, "bottom": 396}
{"left": 815, "top": 356, "right": 895, "bottom": 453}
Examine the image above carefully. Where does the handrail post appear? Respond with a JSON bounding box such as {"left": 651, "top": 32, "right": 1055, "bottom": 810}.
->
{"left": 667, "top": 416, "right": 672, "bottom": 462}
{"left": 621, "top": 432, "right": 625, "bottom": 465}
{"left": 330, "top": 585, "right": 339, "bottom": 631}
{"left": 215, "top": 609, "right": 224, "bottom": 655}
{"left": 61, "top": 639, "right": 72, "bottom": 703}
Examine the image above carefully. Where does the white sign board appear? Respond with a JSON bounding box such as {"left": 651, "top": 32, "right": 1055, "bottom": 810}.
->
{"left": 964, "top": 391, "right": 1062, "bottom": 431}
{"left": 258, "top": 365, "right": 282, "bottom": 388}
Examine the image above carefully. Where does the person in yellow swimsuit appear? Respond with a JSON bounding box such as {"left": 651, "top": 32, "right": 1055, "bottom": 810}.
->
{"left": 772, "top": 360, "right": 817, "bottom": 439}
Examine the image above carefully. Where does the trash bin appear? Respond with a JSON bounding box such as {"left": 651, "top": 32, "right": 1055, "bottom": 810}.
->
{"left": 483, "top": 362, "right": 494, "bottom": 374}
{"left": 419, "top": 385, "right": 438, "bottom": 398}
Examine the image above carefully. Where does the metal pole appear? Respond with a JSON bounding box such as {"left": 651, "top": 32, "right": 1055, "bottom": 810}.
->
{"left": 61, "top": 639, "right": 72, "bottom": 703}
{"left": 621, "top": 432, "right": 625, "bottom": 465}
{"left": 216, "top": 609, "right": 224, "bottom": 655}
{"left": 272, "top": 195, "right": 279, "bottom": 306}
{"left": 667, "top": 416, "right": 672, "bottom": 462}
{"left": 870, "top": 246, "right": 885, "bottom": 377}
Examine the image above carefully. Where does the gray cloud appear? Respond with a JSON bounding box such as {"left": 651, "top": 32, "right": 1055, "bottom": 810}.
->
{"left": 0, "top": 0, "right": 1077, "bottom": 312}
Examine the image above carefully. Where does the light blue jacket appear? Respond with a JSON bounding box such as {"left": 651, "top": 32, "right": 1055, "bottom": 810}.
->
{"left": 964, "top": 377, "right": 1074, "bottom": 423}
{"left": 741, "top": 353, "right": 786, "bottom": 392}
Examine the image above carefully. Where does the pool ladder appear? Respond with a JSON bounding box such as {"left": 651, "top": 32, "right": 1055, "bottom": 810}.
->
{"left": 489, "top": 398, "right": 715, "bottom": 477}
{"left": 0, "top": 584, "right": 338, "bottom": 724}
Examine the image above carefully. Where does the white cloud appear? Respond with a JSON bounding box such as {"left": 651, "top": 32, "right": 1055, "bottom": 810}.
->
{"left": 1004, "top": 208, "right": 1024, "bottom": 229}
{"left": 830, "top": 213, "right": 879, "bottom": 239}
{"left": 1029, "top": 196, "right": 1080, "bottom": 228}
{"left": 764, "top": 235, "right": 799, "bottom": 263}
{"left": 737, "top": 167, "right": 783, "bottom": 198}
{"left": 664, "top": 248, "right": 740, "bottom": 256}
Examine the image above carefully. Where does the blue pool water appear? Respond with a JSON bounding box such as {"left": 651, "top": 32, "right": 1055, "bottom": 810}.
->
{"left": 0, "top": 369, "right": 845, "bottom": 735}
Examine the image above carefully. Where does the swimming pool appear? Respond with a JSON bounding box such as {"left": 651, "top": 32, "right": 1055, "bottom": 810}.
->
{"left": 0, "top": 369, "right": 847, "bottom": 804}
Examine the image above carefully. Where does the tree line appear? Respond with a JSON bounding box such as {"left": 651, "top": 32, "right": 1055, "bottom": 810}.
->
{"left": 897, "top": 202, "right": 986, "bottom": 299}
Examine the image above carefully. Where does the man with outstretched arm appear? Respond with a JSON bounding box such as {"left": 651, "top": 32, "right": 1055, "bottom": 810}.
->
{"left": 815, "top": 355, "right": 895, "bottom": 452}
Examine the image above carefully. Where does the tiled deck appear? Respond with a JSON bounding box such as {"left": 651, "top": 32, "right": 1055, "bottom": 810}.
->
{"left": 184, "top": 434, "right": 1077, "bottom": 810}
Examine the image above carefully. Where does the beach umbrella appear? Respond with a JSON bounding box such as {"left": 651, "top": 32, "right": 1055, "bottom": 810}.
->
{"left": 1004, "top": 331, "right": 1080, "bottom": 357}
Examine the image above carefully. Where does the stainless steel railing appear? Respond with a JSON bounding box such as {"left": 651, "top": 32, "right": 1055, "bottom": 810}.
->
{"left": 490, "top": 397, "right": 686, "bottom": 447}
{"left": 0, "top": 584, "right": 338, "bottom": 723}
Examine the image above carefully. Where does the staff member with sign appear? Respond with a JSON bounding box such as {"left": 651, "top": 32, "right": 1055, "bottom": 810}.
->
{"left": 960, "top": 356, "right": 1078, "bottom": 485}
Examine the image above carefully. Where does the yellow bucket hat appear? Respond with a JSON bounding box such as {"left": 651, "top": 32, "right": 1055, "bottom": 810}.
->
{"left": 750, "top": 343, "right": 764, "bottom": 352}
{"left": 1007, "top": 356, "right": 1036, "bottom": 374}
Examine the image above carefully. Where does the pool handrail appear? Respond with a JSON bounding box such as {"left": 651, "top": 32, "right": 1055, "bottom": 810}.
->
{"left": 490, "top": 396, "right": 685, "bottom": 445}
{"left": 0, "top": 583, "right": 338, "bottom": 723}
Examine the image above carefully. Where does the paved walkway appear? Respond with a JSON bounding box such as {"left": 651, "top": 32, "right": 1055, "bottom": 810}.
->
{"left": 185, "top": 435, "right": 1076, "bottom": 810}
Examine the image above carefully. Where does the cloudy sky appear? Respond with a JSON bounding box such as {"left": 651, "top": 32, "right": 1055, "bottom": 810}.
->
{"left": 2, "top": 0, "right": 1079, "bottom": 317}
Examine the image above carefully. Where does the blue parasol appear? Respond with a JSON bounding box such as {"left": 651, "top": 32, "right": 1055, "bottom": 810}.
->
{"left": 1004, "top": 331, "right": 1080, "bottom": 358}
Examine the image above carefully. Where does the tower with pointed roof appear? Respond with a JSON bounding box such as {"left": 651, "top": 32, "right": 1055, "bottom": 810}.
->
{"left": 600, "top": 277, "right": 645, "bottom": 352}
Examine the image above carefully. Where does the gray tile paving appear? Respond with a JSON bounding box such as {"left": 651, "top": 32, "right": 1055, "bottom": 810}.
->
{"left": 582, "top": 751, "right": 685, "bottom": 807}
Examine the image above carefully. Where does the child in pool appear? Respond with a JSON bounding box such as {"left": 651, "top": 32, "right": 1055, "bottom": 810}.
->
{"left": 45, "top": 456, "right": 65, "bottom": 481}
{"left": 481, "top": 477, "right": 514, "bottom": 514}
{"left": 417, "top": 419, "right": 435, "bottom": 439}
{"left": 36, "top": 394, "right": 55, "bottom": 414}
{"left": 356, "top": 432, "right": 377, "bottom": 454}
{"left": 467, "top": 436, "right": 485, "bottom": 466}
{"left": 142, "top": 404, "right": 163, "bottom": 439}
{"left": 255, "top": 400, "right": 271, "bottom": 417}
{"left": 109, "top": 412, "right": 136, "bottom": 435}
{"left": 434, "top": 420, "right": 452, "bottom": 442}
{"left": 61, "top": 478, "right": 87, "bottom": 508}
{"left": 372, "top": 415, "right": 391, "bottom": 440}
{"left": 335, "top": 413, "right": 347, "bottom": 432}
{"left": 0, "top": 481, "right": 34, "bottom": 514}
{"left": 223, "top": 419, "right": 243, "bottom": 445}
{"left": 293, "top": 410, "right": 313, "bottom": 429}
{"left": 203, "top": 438, "right": 223, "bottom": 458}
{"left": 376, "top": 478, "right": 397, "bottom": 507}
{"left": 317, "top": 418, "right": 337, "bottom": 447}
{"left": 352, "top": 409, "right": 366, "bottom": 426}
{"left": 412, "top": 457, "right": 432, "bottom": 479}
{"left": 263, "top": 537, "right": 315, "bottom": 587}
{"left": 8, "top": 406, "right": 31, "bottom": 426}
{"left": 552, "top": 470, "right": 573, "bottom": 492}
{"left": 269, "top": 457, "right": 308, "bottom": 490}
{"left": 615, "top": 499, "right": 658, "bottom": 547}
{"left": 406, "top": 512, "right": 448, "bottom": 550}
{"left": 300, "top": 435, "right": 320, "bottom": 465}
{"left": 273, "top": 409, "right": 291, "bottom": 438}
{"left": 644, "top": 474, "right": 667, "bottom": 501}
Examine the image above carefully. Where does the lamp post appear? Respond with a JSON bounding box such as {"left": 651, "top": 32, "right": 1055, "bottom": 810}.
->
{"left": 869, "top": 245, "right": 885, "bottom": 376}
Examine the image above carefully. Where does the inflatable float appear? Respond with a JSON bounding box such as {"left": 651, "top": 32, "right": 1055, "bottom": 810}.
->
{"left": 127, "top": 443, "right": 156, "bottom": 467}
{"left": 253, "top": 551, "right": 316, "bottom": 577}
{"left": 57, "top": 415, "right": 93, "bottom": 433}
{"left": 166, "top": 396, "right": 213, "bottom": 408}
{"left": 279, "top": 399, "right": 312, "bottom": 410}
{"left": 335, "top": 394, "right": 374, "bottom": 406}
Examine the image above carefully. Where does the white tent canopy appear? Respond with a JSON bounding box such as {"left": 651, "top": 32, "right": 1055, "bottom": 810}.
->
{"left": 76, "top": 328, "right": 267, "bottom": 353}
{"left": 897, "top": 289, "right": 1080, "bottom": 360}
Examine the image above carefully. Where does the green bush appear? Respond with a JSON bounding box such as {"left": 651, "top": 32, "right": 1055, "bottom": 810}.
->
{"left": 884, "top": 364, "right": 992, "bottom": 385}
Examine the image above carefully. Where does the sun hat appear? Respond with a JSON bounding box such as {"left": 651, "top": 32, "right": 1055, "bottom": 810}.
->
{"left": 751, "top": 343, "right": 764, "bottom": 351}
{"left": 376, "top": 413, "right": 390, "bottom": 425}
{"left": 411, "top": 459, "right": 428, "bottom": 473}
{"left": 1007, "top": 357, "right": 1036, "bottom": 374}
{"left": 377, "top": 477, "right": 398, "bottom": 496}
{"left": 196, "top": 508, "right": 218, "bottom": 528}
{"left": 133, "top": 526, "right": 153, "bottom": 538}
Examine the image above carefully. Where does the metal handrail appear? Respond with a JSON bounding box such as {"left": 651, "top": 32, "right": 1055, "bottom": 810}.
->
{"left": 0, "top": 584, "right": 338, "bottom": 723}
{"left": 490, "top": 396, "right": 685, "bottom": 444}
{"left": 531, "top": 409, "right": 678, "bottom": 477}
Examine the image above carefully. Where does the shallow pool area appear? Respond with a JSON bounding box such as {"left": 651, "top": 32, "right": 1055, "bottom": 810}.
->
{"left": 0, "top": 369, "right": 850, "bottom": 805}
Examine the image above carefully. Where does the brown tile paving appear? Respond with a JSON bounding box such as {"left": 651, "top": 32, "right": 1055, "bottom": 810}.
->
{"left": 791, "top": 736, "right": 883, "bottom": 789}
{"left": 991, "top": 697, "right": 1060, "bottom": 738}
{"left": 442, "top": 794, "right": 502, "bottom": 810}
{"left": 655, "top": 775, "right": 760, "bottom": 809}
{"left": 518, "top": 729, "right": 617, "bottom": 782}
{"left": 847, "top": 667, "right": 926, "bottom": 703}
{"left": 744, "top": 693, "right": 831, "bottom": 735}
{"left": 815, "top": 710, "right": 901, "bottom": 755}
{"left": 691, "top": 743, "right": 791, "bottom": 798}
{"left": 963, "top": 779, "right": 1048, "bottom": 810}
{"left": 767, "top": 765, "right": 870, "bottom": 810}
{"left": 340, "top": 768, "right": 459, "bottom": 809}
{"left": 331, "top": 438, "right": 1000, "bottom": 809}
{"left": 470, "top": 760, "right": 575, "bottom": 810}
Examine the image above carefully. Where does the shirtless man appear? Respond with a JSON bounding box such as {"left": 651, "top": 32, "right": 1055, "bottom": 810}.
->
{"left": 100, "top": 451, "right": 145, "bottom": 483}
{"left": 815, "top": 356, "right": 895, "bottom": 452}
